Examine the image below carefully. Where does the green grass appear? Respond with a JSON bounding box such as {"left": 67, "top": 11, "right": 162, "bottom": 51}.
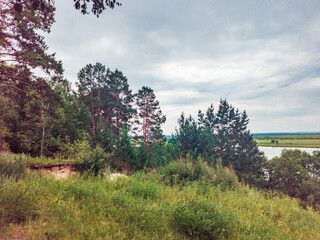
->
{"left": 0, "top": 151, "right": 80, "bottom": 165}
{"left": 254, "top": 134, "right": 320, "bottom": 148}
{"left": 0, "top": 153, "right": 320, "bottom": 239}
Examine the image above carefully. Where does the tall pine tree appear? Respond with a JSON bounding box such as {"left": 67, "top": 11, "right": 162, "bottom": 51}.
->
{"left": 0, "top": 0, "right": 62, "bottom": 152}
{"left": 135, "top": 86, "right": 166, "bottom": 143}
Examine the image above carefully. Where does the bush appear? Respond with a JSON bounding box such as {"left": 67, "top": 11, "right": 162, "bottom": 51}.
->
{"left": 0, "top": 153, "right": 26, "bottom": 181}
{"left": 266, "top": 150, "right": 320, "bottom": 210}
{"left": 160, "top": 158, "right": 210, "bottom": 184}
{"left": 77, "top": 146, "right": 111, "bottom": 176}
{"left": 173, "top": 200, "right": 238, "bottom": 239}
{"left": 212, "top": 159, "right": 239, "bottom": 190}
{"left": 160, "top": 160, "right": 193, "bottom": 184}
{"left": 61, "top": 138, "right": 92, "bottom": 160}
{"left": 131, "top": 182, "right": 162, "bottom": 200}
{"left": 160, "top": 157, "right": 239, "bottom": 190}
{"left": 0, "top": 180, "right": 40, "bottom": 225}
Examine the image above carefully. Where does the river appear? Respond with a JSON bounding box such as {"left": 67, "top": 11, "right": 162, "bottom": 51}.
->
{"left": 259, "top": 146, "right": 319, "bottom": 160}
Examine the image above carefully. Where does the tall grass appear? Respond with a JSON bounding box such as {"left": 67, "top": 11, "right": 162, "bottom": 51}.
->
{"left": 0, "top": 155, "right": 319, "bottom": 239}
{"left": 0, "top": 151, "right": 78, "bottom": 165}
{"left": 0, "top": 152, "right": 26, "bottom": 180}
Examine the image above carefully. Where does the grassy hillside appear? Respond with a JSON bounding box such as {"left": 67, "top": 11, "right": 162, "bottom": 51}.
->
{"left": 1, "top": 153, "right": 320, "bottom": 239}
{"left": 254, "top": 134, "right": 320, "bottom": 148}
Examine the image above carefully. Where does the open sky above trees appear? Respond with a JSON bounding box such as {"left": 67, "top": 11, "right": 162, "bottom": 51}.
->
{"left": 43, "top": 0, "right": 320, "bottom": 135}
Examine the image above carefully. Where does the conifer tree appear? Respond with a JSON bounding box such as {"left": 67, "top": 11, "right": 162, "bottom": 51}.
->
{"left": 176, "top": 99, "right": 265, "bottom": 183}
{"left": 0, "top": 0, "right": 62, "bottom": 152}
{"left": 77, "top": 64, "right": 98, "bottom": 143}
{"left": 205, "top": 99, "right": 265, "bottom": 183}
{"left": 176, "top": 113, "right": 200, "bottom": 156}
{"left": 135, "top": 86, "right": 166, "bottom": 143}
{"left": 107, "top": 69, "right": 135, "bottom": 138}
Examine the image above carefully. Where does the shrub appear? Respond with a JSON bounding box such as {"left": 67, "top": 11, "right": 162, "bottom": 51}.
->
{"left": 211, "top": 159, "right": 239, "bottom": 190}
{"left": 266, "top": 149, "right": 320, "bottom": 210}
{"left": 77, "top": 146, "right": 111, "bottom": 176}
{"left": 159, "top": 157, "right": 239, "bottom": 190}
{"left": 160, "top": 157, "right": 215, "bottom": 185}
{"left": 172, "top": 200, "right": 238, "bottom": 239}
{"left": 61, "top": 138, "right": 92, "bottom": 160}
{"left": 0, "top": 153, "right": 26, "bottom": 181}
{"left": 160, "top": 160, "right": 193, "bottom": 184}
{"left": 0, "top": 180, "right": 40, "bottom": 225}
{"left": 131, "top": 182, "right": 162, "bottom": 200}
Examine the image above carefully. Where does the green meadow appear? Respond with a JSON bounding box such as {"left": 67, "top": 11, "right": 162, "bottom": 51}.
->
{"left": 254, "top": 134, "right": 320, "bottom": 148}
{"left": 1, "top": 152, "right": 320, "bottom": 240}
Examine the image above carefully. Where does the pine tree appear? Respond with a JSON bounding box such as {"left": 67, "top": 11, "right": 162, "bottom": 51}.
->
{"left": 176, "top": 99, "right": 265, "bottom": 183}
{"left": 77, "top": 64, "right": 97, "bottom": 143}
{"left": 107, "top": 69, "right": 135, "bottom": 138}
{"left": 135, "top": 86, "right": 166, "bottom": 143}
{"left": 205, "top": 99, "right": 265, "bottom": 183}
{"left": 176, "top": 113, "right": 200, "bottom": 156}
{"left": 0, "top": 0, "right": 62, "bottom": 152}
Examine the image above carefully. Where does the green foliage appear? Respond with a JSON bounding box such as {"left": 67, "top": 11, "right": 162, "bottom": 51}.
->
{"left": 213, "top": 158, "right": 239, "bottom": 191}
{"left": 176, "top": 112, "right": 204, "bottom": 157}
{"left": 112, "top": 126, "right": 136, "bottom": 170}
{"left": 61, "top": 137, "right": 93, "bottom": 160}
{"left": 131, "top": 140, "right": 180, "bottom": 171}
{"left": 0, "top": 164, "right": 320, "bottom": 239}
{"left": 0, "top": 179, "right": 40, "bottom": 225}
{"left": 133, "top": 142, "right": 148, "bottom": 170}
{"left": 160, "top": 158, "right": 203, "bottom": 184}
{"left": 131, "top": 181, "right": 162, "bottom": 199}
{"left": 176, "top": 99, "right": 265, "bottom": 185}
{"left": 2, "top": 78, "right": 91, "bottom": 158}
{"left": 267, "top": 149, "right": 320, "bottom": 209}
{"left": 77, "top": 64, "right": 135, "bottom": 146}
{"left": 0, "top": 153, "right": 26, "bottom": 181}
{"left": 173, "top": 200, "right": 238, "bottom": 239}
{"left": 1, "top": 151, "right": 76, "bottom": 165}
{"left": 160, "top": 157, "right": 239, "bottom": 190}
{"left": 135, "top": 86, "right": 166, "bottom": 143}
{"left": 77, "top": 146, "right": 111, "bottom": 176}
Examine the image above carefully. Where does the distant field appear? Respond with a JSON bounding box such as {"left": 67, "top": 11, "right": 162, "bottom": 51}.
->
{"left": 254, "top": 134, "right": 320, "bottom": 148}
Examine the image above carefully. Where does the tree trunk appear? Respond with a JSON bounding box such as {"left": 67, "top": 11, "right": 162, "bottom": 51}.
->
{"left": 90, "top": 79, "right": 95, "bottom": 143}
{"left": 116, "top": 92, "right": 120, "bottom": 141}
{"left": 40, "top": 124, "right": 45, "bottom": 157}
{"left": 143, "top": 96, "right": 146, "bottom": 144}
{"left": 0, "top": 105, "right": 3, "bottom": 152}
{"left": 98, "top": 76, "right": 101, "bottom": 121}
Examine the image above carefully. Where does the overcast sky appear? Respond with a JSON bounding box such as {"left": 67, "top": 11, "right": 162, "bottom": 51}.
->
{"left": 44, "top": 0, "right": 320, "bottom": 135}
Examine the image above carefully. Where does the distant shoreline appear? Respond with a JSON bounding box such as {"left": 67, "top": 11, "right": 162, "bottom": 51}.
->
{"left": 253, "top": 133, "right": 320, "bottom": 148}
{"left": 257, "top": 145, "right": 320, "bottom": 149}
{"left": 165, "top": 132, "right": 320, "bottom": 148}
{"left": 252, "top": 131, "right": 320, "bottom": 136}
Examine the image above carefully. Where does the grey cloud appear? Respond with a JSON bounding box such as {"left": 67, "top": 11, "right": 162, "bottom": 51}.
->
{"left": 44, "top": 0, "right": 320, "bottom": 134}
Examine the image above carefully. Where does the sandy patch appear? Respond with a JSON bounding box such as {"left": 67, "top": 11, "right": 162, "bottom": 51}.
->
{"left": 108, "top": 173, "right": 127, "bottom": 181}
{"left": 40, "top": 166, "right": 78, "bottom": 179}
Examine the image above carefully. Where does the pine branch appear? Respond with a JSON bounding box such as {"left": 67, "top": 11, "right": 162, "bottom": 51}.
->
{"left": 0, "top": 84, "right": 30, "bottom": 94}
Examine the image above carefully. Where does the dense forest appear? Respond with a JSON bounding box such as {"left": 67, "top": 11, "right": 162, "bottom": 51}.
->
{"left": 1, "top": 1, "right": 320, "bottom": 239}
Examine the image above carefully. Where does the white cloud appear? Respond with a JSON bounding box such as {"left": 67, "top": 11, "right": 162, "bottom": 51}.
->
{"left": 45, "top": 0, "right": 320, "bottom": 134}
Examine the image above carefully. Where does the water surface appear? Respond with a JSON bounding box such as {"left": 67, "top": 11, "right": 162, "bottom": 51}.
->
{"left": 259, "top": 146, "right": 319, "bottom": 160}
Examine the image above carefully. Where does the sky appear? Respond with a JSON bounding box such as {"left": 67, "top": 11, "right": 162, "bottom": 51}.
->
{"left": 44, "top": 0, "right": 320, "bottom": 135}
